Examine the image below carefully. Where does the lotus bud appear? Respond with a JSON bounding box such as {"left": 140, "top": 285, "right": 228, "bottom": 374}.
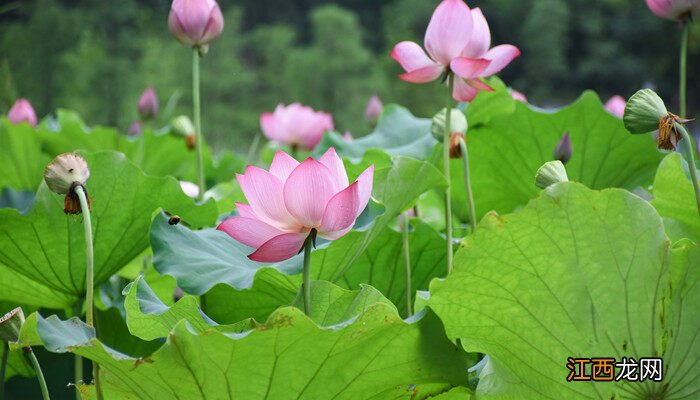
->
{"left": 624, "top": 89, "right": 692, "bottom": 150}
{"left": 553, "top": 133, "right": 573, "bottom": 164}
{"left": 535, "top": 161, "right": 569, "bottom": 189}
{"left": 128, "top": 121, "right": 142, "bottom": 137}
{"left": 171, "top": 115, "right": 195, "bottom": 138}
{"left": 511, "top": 89, "right": 528, "bottom": 103}
{"left": 431, "top": 108, "right": 467, "bottom": 142}
{"left": 342, "top": 131, "right": 353, "bottom": 141}
{"left": 7, "top": 99, "right": 37, "bottom": 127}
{"left": 646, "top": 0, "right": 700, "bottom": 22}
{"left": 168, "top": 0, "right": 225, "bottom": 50}
{"left": 44, "top": 153, "right": 91, "bottom": 214}
{"left": 138, "top": 87, "right": 159, "bottom": 120}
{"left": 0, "top": 307, "right": 25, "bottom": 343}
{"left": 364, "top": 95, "right": 383, "bottom": 123}
{"left": 179, "top": 180, "right": 199, "bottom": 198}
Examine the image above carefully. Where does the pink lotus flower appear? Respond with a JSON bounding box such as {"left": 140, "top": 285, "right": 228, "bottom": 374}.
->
{"left": 7, "top": 99, "right": 37, "bottom": 127}
{"left": 646, "top": 0, "right": 700, "bottom": 21}
{"left": 364, "top": 95, "right": 384, "bottom": 123}
{"left": 168, "top": 0, "right": 224, "bottom": 47}
{"left": 138, "top": 87, "right": 159, "bottom": 120}
{"left": 260, "top": 103, "right": 334, "bottom": 150}
{"left": 604, "top": 95, "right": 626, "bottom": 118}
{"left": 511, "top": 89, "right": 528, "bottom": 103}
{"left": 218, "top": 148, "right": 373, "bottom": 262}
{"left": 391, "top": 0, "right": 520, "bottom": 102}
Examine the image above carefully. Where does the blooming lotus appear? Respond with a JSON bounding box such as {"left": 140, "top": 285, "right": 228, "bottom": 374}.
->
{"left": 391, "top": 0, "right": 520, "bottom": 102}
{"left": 138, "top": 87, "right": 159, "bottom": 120}
{"left": 260, "top": 103, "right": 334, "bottom": 150}
{"left": 7, "top": 99, "right": 37, "bottom": 127}
{"left": 646, "top": 0, "right": 700, "bottom": 21}
{"left": 604, "top": 96, "right": 626, "bottom": 118}
{"left": 168, "top": 0, "right": 224, "bottom": 48}
{"left": 218, "top": 148, "right": 373, "bottom": 262}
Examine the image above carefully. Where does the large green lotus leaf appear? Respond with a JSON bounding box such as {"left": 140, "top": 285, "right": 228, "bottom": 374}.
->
{"left": 319, "top": 219, "right": 446, "bottom": 317}
{"left": 315, "top": 79, "right": 514, "bottom": 163}
{"left": 39, "top": 109, "right": 244, "bottom": 184}
{"left": 205, "top": 268, "right": 300, "bottom": 324}
{"left": 651, "top": 153, "right": 700, "bottom": 243}
{"left": 123, "top": 276, "right": 254, "bottom": 341}
{"left": 429, "top": 182, "right": 698, "bottom": 399}
{"left": 0, "top": 151, "right": 217, "bottom": 309}
{"left": 0, "top": 119, "right": 51, "bottom": 191}
{"left": 449, "top": 91, "right": 665, "bottom": 223}
{"left": 23, "top": 301, "right": 469, "bottom": 399}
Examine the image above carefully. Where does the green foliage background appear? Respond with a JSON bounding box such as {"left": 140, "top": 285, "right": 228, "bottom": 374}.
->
{"left": 1, "top": 0, "right": 698, "bottom": 151}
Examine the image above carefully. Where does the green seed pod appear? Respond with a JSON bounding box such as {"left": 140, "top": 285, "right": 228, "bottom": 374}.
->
{"left": 431, "top": 108, "right": 467, "bottom": 142}
{"left": 0, "top": 307, "right": 25, "bottom": 342}
{"left": 535, "top": 161, "right": 569, "bottom": 189}
{"left": 623, "top": 89, "right": 668, "bottom": 134}
{"left": 171, "top": 115, "right": 195, "bottom": 138}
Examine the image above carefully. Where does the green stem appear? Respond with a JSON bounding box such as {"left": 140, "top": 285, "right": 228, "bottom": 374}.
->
{"left": 25, "top": 348, "right": 50, "bottom": 400}
{"left": 302, "top": 233, "right": 314, "bottom": 317}
{"left": 680, "top": 23, "right": 689, "bottom": 119}
{"left": 246, "top": 134, "right": 261, "bottom": 164}
{"left": 74, "top": 186, "right": 101, "bottom": 399}
{"left": 458, "top": 137, "right": 477, "bottom": 232}
{"left": 1, "top": 342, "right": 8, "bottom": 400}
{"left": 72, "top": 302, "right": 83, "bottom": 400}
{"left": 291, "top": 144, "right": 299, "bottom": 161}
{"left": 75, "top": 187, "right": 94, "bottom": 328}
{"left": 193, "top": 49, "right": 205, "bottom": 202}
{"left": 401, "top": 213, "right": 413, "bottom": 317}
{"left": 443, "top": 74, "right": 455, "bottom": 274}
{"left": 678, "top": 125, "right": 700, "bottom": 215}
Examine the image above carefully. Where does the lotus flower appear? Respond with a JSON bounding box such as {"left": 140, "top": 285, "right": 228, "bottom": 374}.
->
{"left": 218, "top": 148, "right": 373, "bottom": 262}
{"left": 138, "top": 87, "right": 159, "bottom": 120}
{"left": 391, "top": 0, "right": 520, "bottom": 102}
{"left": 553, "top": 133, "right": 573, "bottom": 164}
{"left": 7, "top": 99, "right": 37, "bottom": 127}
{"left": 364, "top": 95, "right": 384, "bottom": 123}
{"left": 604, "top": 95, "right": 626, "bottom": 118}
{"left": 260, "top": 103, "right": 334, "bottom": 150}
{"left": 646, "top": 0, "right": 700, "bottom": 21}
{"left": 168, "top": 0, "right": 224, "bottom": 47}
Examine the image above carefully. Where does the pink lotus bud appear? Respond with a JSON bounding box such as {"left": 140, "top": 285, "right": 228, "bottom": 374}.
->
{"left": 604, "top": 95, "right": 626, "bottom": 119}
{"left": 179, "top": 180, "right": 199, "bottom": 198}
{"left": 646, "top": 0, "right": 700, "bottom": 22}
{"left": 217, "top": 148, "right": 374, "bottom": 263}
{"left": 128, "top": 121, "right": 143, "bottom": 137}
{"left": 138, "top": 87, "right": 159, "bottom": 120}
{"left": 260, "top": 103, "right": 334, "bottom": 150}
{"left": 553, "top": 133, "right": 573, "bottom": 164}
{"left": 343, "top": 131, "right": 354, "bottom": 141}
{"left": 364, "top": 95, "right": 384, "bottom": 123}
{"left": 511, "top": 89, "right": 528, "bottom": 103}
{"left": 168, "top": 0, "right": 224, "bottom": 48}
{"left": 7, "top": 99, "right": 37, "bottom": 127}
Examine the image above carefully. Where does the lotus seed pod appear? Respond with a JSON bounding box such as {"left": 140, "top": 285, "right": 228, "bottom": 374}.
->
{"left": 171, "top": 115, "right": 195, "bottom": 138}
{"left": 535, "top": 161, "right": 569, "bottom": 189}
{"left": 0, "top": 307, "right": 25, "bottom": 342}
{"left": 431, "top": 108, "right": 467, "bottom": 142}
{"left": 44, "top": 153, "right": 90, "bottom": 195}
{"left": 623, "top": 89, "right": 668, "bottom": 134}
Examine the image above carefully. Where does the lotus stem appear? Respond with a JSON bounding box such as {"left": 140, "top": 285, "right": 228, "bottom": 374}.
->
{"left": 444, "top": 74, "right": 455, "bottom": 274}
{"left": 193, "top": 49, "right": 205, "bottom": 202}
{"left": 678, "top": 124, "right": 700, "bottom": 214}
{"left": 402, "top": 213, "right": 413, "bottom": 317}
{"left": 1, "top": 342, "right": 7, "bottom": 400}
{"left": 74, "top": 186, "right": 101, "bottom": 399}
{"left": 25, "top": 348, "right": 50, "bottom": 400}
{"left": 680, "top": 23, "right": 689, "bottom": 118}
{"left": 302, "top": 232, "right": 314, "bottom": 317}
{"left": 458, "top": 137, "right": 477, "bottom": 232}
